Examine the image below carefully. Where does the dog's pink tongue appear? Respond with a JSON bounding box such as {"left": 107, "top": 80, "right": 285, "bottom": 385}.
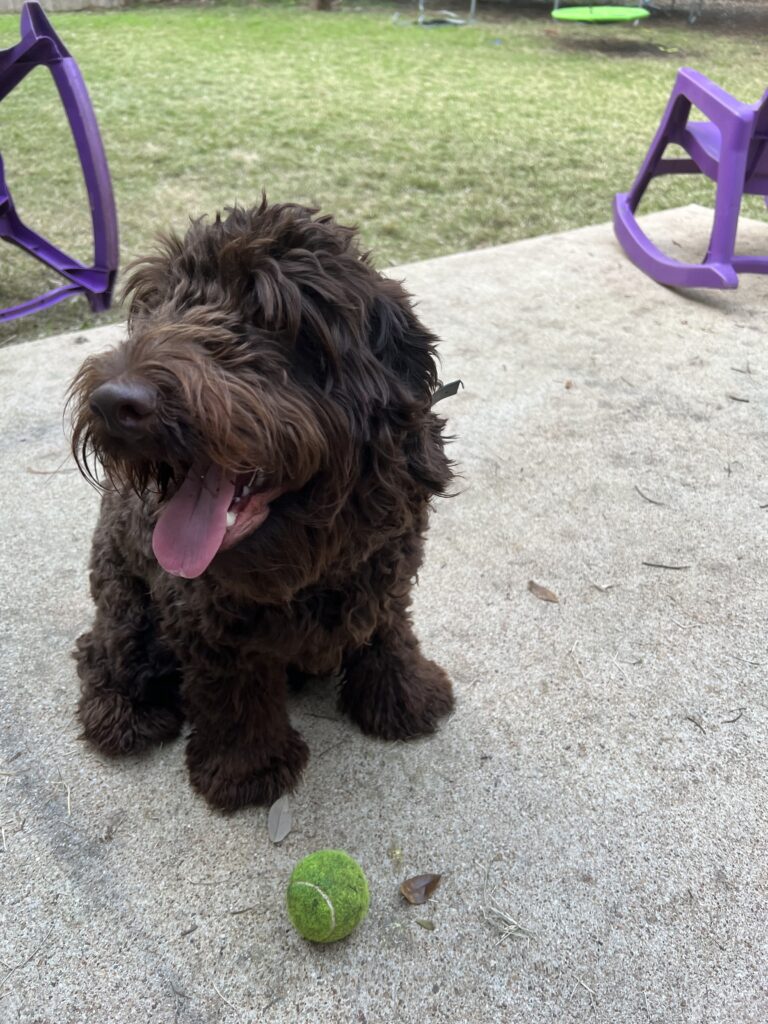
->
{"left": 152, "top": 464, "right": 236, "bottom": 579}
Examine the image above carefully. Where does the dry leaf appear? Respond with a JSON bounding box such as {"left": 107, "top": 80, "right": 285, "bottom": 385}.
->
{"left": 415, "top": 919, "right": 436, "bottom": 931}
{"left": 400, "top": 873, "right": 441, "bottom": 905}
{"left": 267, "top": 796, "right": 292, "bottom": 843}
{"left": 528, "top": 580, "right": 559, "bottom": 604}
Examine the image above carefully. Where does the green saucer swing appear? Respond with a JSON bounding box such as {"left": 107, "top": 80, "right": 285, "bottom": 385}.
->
{"left": 552, "top": 5, "right": 650, "bottom": 22}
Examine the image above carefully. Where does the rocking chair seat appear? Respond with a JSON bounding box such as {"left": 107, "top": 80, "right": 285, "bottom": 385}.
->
{"left": 682, "top": 121, "right": 720, "bottom": 178}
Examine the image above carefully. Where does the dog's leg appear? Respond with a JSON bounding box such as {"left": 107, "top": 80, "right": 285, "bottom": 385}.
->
{"left": 339, "top": 615, "right": 454, "bottom": 741}
{"left": 183, "top": 652, "right": 308, "bottom": 811}
{"left": 75, "top": 538, "right": 183, "bottom": 755}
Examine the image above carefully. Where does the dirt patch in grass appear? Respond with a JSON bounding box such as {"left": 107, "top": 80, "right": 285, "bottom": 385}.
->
{"left": 551, "top": 36, "right": 689, "bottom": 59}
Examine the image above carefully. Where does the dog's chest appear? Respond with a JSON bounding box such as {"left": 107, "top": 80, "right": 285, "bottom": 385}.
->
{"left": 149, "top": 575, "right": 374, "bottom": 674}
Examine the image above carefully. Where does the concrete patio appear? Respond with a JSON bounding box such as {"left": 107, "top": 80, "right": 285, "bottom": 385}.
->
{"left": 1, "top": 205, "right": 766, "bottom": 1023}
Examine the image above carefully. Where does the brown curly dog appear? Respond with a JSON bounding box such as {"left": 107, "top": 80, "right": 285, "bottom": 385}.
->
{"left": 68, "top": 200, "right": 454, "bottom": 811}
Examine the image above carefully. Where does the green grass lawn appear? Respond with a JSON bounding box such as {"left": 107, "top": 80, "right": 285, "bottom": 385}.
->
{"left": 1, "top": 0, "right": 766, "bottom": 343}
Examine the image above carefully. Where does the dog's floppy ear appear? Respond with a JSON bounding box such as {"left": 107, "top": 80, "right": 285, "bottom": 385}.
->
{"left": 121, "top": 231, "right": 187, "bottom": 325}
{"left": 367, "top": 281, "right": 452, "bottom": 497}
{"left": 368, "top": 279, "right": 441, "bottom": 407}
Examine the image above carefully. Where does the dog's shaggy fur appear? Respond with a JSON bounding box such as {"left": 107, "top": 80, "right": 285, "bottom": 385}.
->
{"left": 69, "top": 200, "right": 454, "bottom": 810}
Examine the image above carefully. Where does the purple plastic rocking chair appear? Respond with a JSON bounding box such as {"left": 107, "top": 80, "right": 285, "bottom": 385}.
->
{"left": 0, "top": 2, "right": 118, "bottom": 322}
{"left": 614, "top": 67, "right": 768, "bottom": 289}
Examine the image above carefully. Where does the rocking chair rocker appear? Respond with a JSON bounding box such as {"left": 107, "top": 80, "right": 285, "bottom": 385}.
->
{"left": 614, "top": 67, "right": 768, "bottom": 289}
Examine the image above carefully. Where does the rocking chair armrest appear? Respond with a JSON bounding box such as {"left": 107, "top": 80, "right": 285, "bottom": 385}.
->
{"left": 674, "top": 67, "right": 755, "bottom": 132}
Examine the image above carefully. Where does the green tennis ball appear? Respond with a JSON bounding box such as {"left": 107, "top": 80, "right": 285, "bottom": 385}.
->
{"left": 286, "top": 850, "right": 369, "bottom": 943}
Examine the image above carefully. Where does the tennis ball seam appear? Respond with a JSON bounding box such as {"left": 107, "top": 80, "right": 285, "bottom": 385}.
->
{"left": 292, "top": 881, "right": 336, "bottom": 936}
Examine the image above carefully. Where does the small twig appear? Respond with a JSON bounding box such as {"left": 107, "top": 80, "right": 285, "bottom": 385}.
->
{"left": 183, "top": 874, "right": 245, "bottom": 887}
{"left": 634, "top": 485, "right": 666, "bottom": 507}
{"left": 568, "top": 640, "right": 585, "bottom": 679}
{"left": 576, "top": 977, "right": 596, "bottom": 997}
{"left": 721, "top": 707, "right": 746, "bottom": 725}
{"left": 0, "top": 926, "right": 54, "bottom": 992}
{"left": 47, "top": 770, "right": 72, "bottom": 816}
{"left": 642, "top": 562, "right": 691, "bottom": 571}
{"left": 726, "top": 394, "right": 750, "bottom": 403}
{"left": 228, "top": 906, "right": 258, "bottom": 916}
{"left": 589, "top": 581, "right": 617, "bottom": 593}
{"left": 685, "top": 715, "right": 706, "bottom": 734}
{"left": 730, "top": 362, "right": 752, "bottom": 375}
{"left": 562, "top": 967, "right": 597, "bottom": 1007}
{"left": 724, "top": 652, "right": 763, "bottom": 667}
{"left": 481, "top": 856, "right": 535, "bottom": 946}
{"left": 316, "top": 738, "right": 348, "bottom": 760}
{"left": 213, "top": 982, "right": 242, "bottom": 1018}
{"left": 180, "top": 925, "right": 198, "bottom": 937}
{"left": 670, "top": 617, "right": 699, "bottom": 630}
{"left": 612, "top": 653, "right": 630, "bottom": 684}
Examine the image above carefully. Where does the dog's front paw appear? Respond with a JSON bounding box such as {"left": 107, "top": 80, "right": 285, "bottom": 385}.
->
{"left": 185, "top": 729, "right": 309, "bottom": 811}
{"left": 79, "top": 690, "right": 184, "bottom": 756}
{"left": 341, "top": 653, "right": 454, "bottom": 741}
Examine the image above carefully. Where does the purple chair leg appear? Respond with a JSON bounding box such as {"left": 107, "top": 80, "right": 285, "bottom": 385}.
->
{"left": 614, "top": 67, "right": 757, "bottom": 289}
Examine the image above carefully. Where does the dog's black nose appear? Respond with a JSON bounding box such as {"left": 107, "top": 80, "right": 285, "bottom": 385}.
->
{"left": 89, "top": 380, "right": 157, "bottom": 439}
